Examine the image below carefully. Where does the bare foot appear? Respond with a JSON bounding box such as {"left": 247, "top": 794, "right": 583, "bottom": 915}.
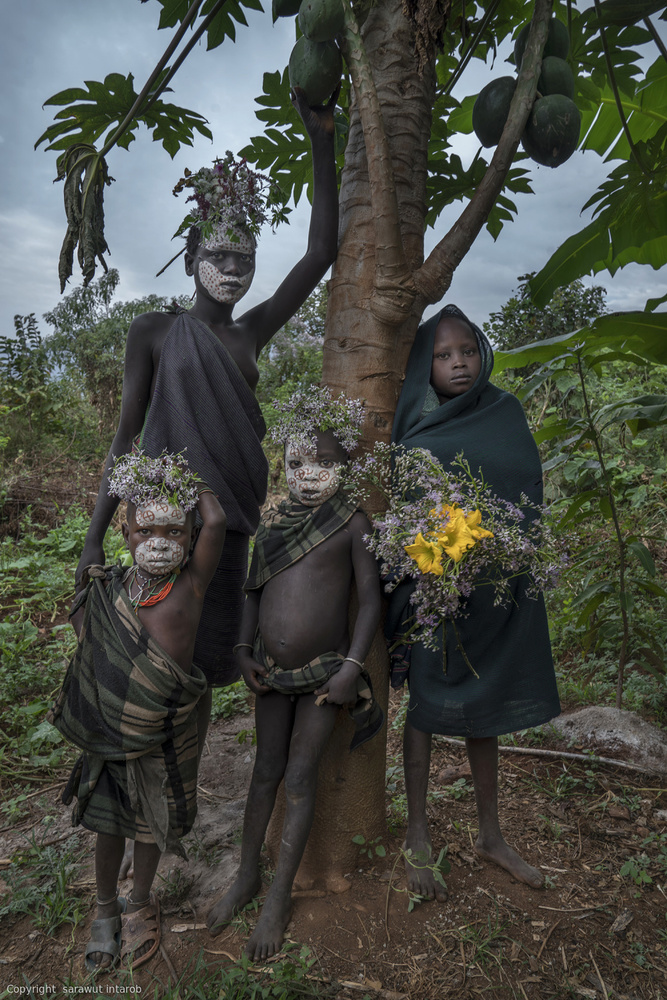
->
{"left": 403, "top": 832, "right": 448, "bottom": 903}
{"left": 475, "top": 834, "right": 544, "bottom": 887}
{"left": 207, "top": 871, "right": 262, "bottom": 936}
{"left": 118, "top": 842, "right": 134, "bottom": 881}
{"left": 245, "top": 893, "right": 292, "bottom": 962}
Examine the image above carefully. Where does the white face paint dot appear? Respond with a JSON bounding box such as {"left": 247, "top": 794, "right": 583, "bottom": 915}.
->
{"left": 201, "top": 223, "right": 256, "bottom": 255}
{"left": 197, "top": 259, "right": 255, "bottom": 305}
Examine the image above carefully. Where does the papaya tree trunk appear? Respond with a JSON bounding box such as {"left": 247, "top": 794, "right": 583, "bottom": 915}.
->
{"left": 267, "top": 0, "right": 552, "bottom": 885}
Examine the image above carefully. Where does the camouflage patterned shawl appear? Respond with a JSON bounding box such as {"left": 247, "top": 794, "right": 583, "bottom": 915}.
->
{"left": 253, "top": 632, "right": 384, "bottom": 750}
{"left": 245, "top": 492, "right": 359, "bottom": 592}
{"left": 48, "top": 566, "right": 206, "bottom": 852}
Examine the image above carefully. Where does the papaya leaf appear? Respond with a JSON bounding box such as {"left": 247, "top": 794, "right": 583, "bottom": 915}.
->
{"left": 646, "top": 292, "right": 667, "bottom": 312}
{"left": 36, "top": 72, "right": 211, "bottom": 157}
{"left": 149, "top": 0, "right": 264, "bottom": 49}
{"left": 593, "top": 0, "right": 667, "bottom": 28}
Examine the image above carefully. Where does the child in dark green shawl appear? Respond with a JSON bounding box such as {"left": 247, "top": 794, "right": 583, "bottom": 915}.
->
{"left": 387, "top": 304, "right": 560, "bottom": 900}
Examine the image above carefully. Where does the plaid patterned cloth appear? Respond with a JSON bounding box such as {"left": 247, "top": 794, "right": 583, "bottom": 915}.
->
{"left": 253, "top": 632, "right": 384, "bottom": 750}
{"left": 245, "top": 492, "right": 359, "bottom": 591}
{"left": 48, "top": 566, "right": 206, "bottom": 853}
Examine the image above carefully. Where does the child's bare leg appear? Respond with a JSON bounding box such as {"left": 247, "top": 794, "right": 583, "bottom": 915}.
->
{"left": 466, "top": 736, "right": 543, "bottom": 887}
{"left": 403, "top": 721, "right": 446, "bottom": 902}
{"left": 120, "top": 686, "right": 213, "bottom": 881}
{"left": 246, "top": 695, "right": 338, "bottom": 961}
{"left": 89, "top": 833, "right": 125, "bottom": 968}
{"left": 207, "top": 691, "right": 295, "bottom": 935}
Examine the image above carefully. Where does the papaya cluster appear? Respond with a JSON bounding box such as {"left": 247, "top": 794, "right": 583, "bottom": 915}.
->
{"left": 274, "top": 0, "right": 343, "bottom": 106}
{"left": 472, "top": 17, "right": 580, "bottom": 168}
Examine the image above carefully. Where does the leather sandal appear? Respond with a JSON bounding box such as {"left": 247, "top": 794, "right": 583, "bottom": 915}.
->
{"left": 84, "top": 896, "right": 127, "bottom": 972}
{"left": 120, "top": 892, "right": 161, "bottom": 969}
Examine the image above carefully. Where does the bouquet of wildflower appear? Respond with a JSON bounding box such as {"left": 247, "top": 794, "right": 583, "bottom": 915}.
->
{"left": 270, "top": 385, "right": 365, "bottom": 454}
{"left": 172, "top": 151, "right": 289, "bottom": 243}
{"left": 108, "top": 451, "right": 200, "bottom": 513}
{"left": 348, "top": 443, "right": 568, "bottom": 653}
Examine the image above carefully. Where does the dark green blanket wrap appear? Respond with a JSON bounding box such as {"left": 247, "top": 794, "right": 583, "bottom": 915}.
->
{"left": 48, "top": 567, "right": 206, "bottom": 853}
{"left": 386, "top": 305, "right": 560, "bottom": 738}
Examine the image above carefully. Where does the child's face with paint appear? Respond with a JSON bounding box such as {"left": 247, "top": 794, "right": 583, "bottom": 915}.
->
{"left": 430, "top": 317, "right": 482, "bottom": 401}
{"left": 285, "top": 430, "right": 348, "bottom": 507}
{"left": 123, "top": 500, "right": 196, "bottom": 577}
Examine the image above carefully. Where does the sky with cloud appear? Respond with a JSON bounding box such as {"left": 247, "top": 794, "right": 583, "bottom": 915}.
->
{"left": 1, "top": 0, "right": 664, "bottom": 343}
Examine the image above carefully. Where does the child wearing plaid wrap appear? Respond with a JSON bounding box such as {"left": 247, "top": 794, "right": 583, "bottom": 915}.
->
{"left": 206, "top": 413, "right": 382, "bottom": 962}
{"left": 50, "top": 454, "right": 226, "bottom": 973}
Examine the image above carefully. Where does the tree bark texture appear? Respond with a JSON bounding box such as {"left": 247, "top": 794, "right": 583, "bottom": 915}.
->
{"left": 267, "top": 0, "right": 552, "bottom": 885}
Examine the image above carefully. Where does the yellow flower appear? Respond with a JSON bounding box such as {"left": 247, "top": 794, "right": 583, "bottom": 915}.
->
{"left": 404, "top": 532, "right": 444, "bottom": 576}
{"left": 464, "top": 508, "right": 494, "bottom": 542}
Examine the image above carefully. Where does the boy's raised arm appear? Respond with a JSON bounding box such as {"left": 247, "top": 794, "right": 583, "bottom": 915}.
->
{"left": 187, "top": 489, "right": 227, "bottom": 596}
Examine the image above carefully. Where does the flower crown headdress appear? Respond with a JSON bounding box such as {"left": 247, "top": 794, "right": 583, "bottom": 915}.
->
{"left": 108, "top": 451, "right": 199, "bottom": 513}
{"left": 270, "top": 385, "right": 365, "bottom": 455}
{"left": 172, "top": 151, "right": 289, "bottom": 245}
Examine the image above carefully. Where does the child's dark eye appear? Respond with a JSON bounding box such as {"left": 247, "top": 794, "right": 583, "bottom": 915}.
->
{"left": 288, "top": 461, "right": 302, "bottom": 469}
{"left": 320, "top": 460, "right": 335, "bottom": 468}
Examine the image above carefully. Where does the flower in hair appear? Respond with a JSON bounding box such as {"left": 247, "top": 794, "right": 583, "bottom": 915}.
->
{"left": 108, "top": 450, "right": 199, "bottom": 513}
{"left": 270, "top": 385, "right": 365, "bottom": 454}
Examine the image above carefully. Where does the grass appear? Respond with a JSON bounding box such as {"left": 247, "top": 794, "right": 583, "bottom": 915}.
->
{"left": 0, "top": 508, "right": 126, "bottom": 786}
{"left": 145, "top": 945, "right": 337, "bottom": 999}
{"left": 0, "top": 829, "right": 87, "bottom": 937}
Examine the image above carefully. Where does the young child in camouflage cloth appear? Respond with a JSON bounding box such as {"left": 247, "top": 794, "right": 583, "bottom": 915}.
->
{"left": 49, "top": 452, "right": 225, "bottom": 972}
{"left": 206, "top": 388, "right": 382, "bottom": 961}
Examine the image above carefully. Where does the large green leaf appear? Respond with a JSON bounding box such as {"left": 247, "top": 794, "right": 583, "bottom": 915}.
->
{"left": 35, "top": 72, "right": 211, "bottom": 156}
{"left": 494, "top": 311, "right": 667, "bottom": 372}
{"left": 593, "top": 394, "right": 667, "bottom": 432}
{"left": 149, "top": 0, "right": 264, "bottom": 49}
{"left": 593, "top": 0, "right": 667, "bottom": 28}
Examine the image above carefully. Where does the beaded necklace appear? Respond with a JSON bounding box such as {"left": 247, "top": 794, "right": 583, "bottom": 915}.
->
{"left": 126, "top": 566, "right": 179, "bottom": 610}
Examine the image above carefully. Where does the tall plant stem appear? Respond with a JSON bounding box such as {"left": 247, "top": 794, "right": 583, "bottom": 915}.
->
{"left": 576, "top": 353, "right": 629, "bottom": 708}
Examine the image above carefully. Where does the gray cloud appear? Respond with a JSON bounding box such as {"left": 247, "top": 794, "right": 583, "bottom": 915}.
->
{"left": 2, "top": 1, "right": 664, "bottom": 342}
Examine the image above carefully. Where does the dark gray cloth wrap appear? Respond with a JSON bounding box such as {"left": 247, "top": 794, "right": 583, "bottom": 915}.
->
{"left": 142, "top": 311, "right": 268, "bottom": 535}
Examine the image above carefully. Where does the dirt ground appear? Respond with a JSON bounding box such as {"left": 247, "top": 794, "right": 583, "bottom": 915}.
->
{"left": 2, "top": 691, "right": 667, "bottom": 1000}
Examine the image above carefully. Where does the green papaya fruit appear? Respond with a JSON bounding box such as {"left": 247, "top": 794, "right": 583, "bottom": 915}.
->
{"left": 272, "top": 0, "right": 302, "bottom": 20}
{"left": 288, "top": 36, "right": 342, "bottom": 106}
{"left": 521, "top": 94, "right": 581, "bottom": 167}
{"left": 472, "top": 76, "right": 517, "bottom": 148}
{"left": 514, "top": 17, "right": 570, "bottom": 68}
{"left": 538, "top": 56, "right": 575, "bottom": 99}
{"left": 298, "top": 0, "right": 344, "bottom": 42}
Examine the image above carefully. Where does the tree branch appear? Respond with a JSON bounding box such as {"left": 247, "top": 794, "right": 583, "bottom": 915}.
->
{"left": 414, "top": 0, "right": 553, "bottom": 304}
{"left": 339, "top": 0, "right": 411, "bottom": 304}
{"left": 99, "top": 0, "right": 205, "bottom": 158}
